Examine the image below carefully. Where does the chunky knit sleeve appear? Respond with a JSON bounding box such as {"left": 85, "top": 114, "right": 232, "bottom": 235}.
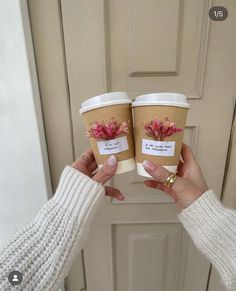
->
{"left": 0, "top": 166, "right": 105, "bottom": 291}
{"left": 178, "top": 189, "right": 236, "bottom": 291}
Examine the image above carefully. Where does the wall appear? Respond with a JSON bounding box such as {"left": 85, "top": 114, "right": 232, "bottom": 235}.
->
{"left": 0, "top": 0, "right": 51, "bottom": 247}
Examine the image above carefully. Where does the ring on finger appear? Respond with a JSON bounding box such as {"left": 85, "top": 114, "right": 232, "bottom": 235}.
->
{"left": 163, "top": 172, "right": 177, "bottom": 188}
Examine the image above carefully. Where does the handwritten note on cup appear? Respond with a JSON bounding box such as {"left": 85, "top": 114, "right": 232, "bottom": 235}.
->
{"left": 97, "top": 136, "right": 129, "bottom": 155}
{"left": 142, "top": 139, "right": 175, "bottom": 156}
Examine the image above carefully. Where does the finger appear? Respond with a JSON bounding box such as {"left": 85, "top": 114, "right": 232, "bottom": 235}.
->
{"left": 79, "top": 148, "right": 95, "bottom": 165}
{"left": 143, "top": 160, "right": 172, "bottom": 183}
{"left": 144, "top": 180, "right": 177, "bottom": 201}
{"left": 104, "top": 186, "right": 125, "bottom": 201}
{"left": 71, "top": 148, "right": 95, "bottom": 171}
{"left": 181, "top": 143, "right": 195, "bottom": 163}
{"left": 144, "top": 180, "right": 159, "bottom": 188}
{"left": 142, "top": 160, "right": 180, "bottom": 192}
{"left": 177, "top": 160, "right": 184, "bottom": 172}
{"left": 89, "top": 159, "right": 98, "bottom": 172}
{"left": 144, "top": 179, "right": 169, "bottom": 192}
{"left": 92, "top": 167, "right": 99, "bottom": 175}
{"left": 93, "top": 155, "right": 118, "bottom": 184}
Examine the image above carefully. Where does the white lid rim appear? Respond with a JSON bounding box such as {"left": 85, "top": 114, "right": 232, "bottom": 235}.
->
{"left": 80, "top": 100, "right": 132, "bottom": 114}
{"left": 132, "top": 92, "right": 190, "bottom": 108}
{"left": 132, "top": 101, "right": 190, "bottom": 108}
{"left": 135, "top": 92, "right": 186, "bottom": 98}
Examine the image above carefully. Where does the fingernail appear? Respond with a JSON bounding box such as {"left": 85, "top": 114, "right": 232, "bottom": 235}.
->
{"left": 119, "top": 193, "right": 125, "bottom": 200}
{"left": 107, "top": 155, "right": 117, "bottom": 166}
{"left": 143, "top": 160, "right": 156, "bottom": 171}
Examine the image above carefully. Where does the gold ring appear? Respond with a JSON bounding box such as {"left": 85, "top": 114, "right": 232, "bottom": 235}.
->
{"left": 163, "top": 172, "right": 177, "bottom": 188}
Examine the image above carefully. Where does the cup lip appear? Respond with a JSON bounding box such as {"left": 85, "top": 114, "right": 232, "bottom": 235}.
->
{"left": 80, "top": 92, "right": 132, "bottom": 114}
{"left": 132, "top": 93, "right": 190, "bottom": 108}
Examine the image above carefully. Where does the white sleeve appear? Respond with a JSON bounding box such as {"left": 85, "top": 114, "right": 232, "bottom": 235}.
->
{"left": 178, "top": 189, "right": 236, "bottom": 290}
{"left": 0, "top": 166, "right": 105, "bottom": 291}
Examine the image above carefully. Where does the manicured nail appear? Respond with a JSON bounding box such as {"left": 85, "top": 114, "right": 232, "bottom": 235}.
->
{"left": 107, "top": 155, "right": 117, "bottom": 166}
{"left": 118, "top": 193, "right": 125, "bottom": 200}
{"left": 143, "top": 160, "right": 156, "bottom": 171}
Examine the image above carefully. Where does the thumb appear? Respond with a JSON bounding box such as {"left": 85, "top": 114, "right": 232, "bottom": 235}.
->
{"left": 142, "top": 160, "right": 179, "bottom": 189}
{"left": 93, "top": 155, "right": 118, "bottom": 184}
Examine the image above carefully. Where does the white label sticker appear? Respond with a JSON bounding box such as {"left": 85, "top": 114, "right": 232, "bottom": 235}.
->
{"left": 97, "top": 136, "right": 129, "bottom": 155}
{"left": 142, "top": 139, "right": 175, "bottom": 156}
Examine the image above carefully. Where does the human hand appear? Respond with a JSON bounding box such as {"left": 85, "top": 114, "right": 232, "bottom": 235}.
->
{"left": 71, "top": 148, "right": 125, "bottom": 201}
{"left": 143, "top": 143, "right": 209, "bottom": 211}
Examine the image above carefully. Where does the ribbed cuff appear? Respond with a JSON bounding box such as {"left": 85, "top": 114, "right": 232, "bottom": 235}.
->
{"left": 177, "top": 189, "right": 227, "bottom": 249}
{"left": 178, "top": 189, "right": 224, "bottom": 232}
{"left": 178, "top": 190, "right": 236, "bottom": 290}
{"left": 52, "top": 166, "right": 105, "bottom": 218}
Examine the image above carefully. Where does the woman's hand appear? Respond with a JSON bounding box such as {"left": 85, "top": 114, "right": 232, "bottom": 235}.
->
{"left": 71, "top": 148, "right": 125, "bottom": 201}
{"left": 143, "top": 143, "right": 209, "bottom": 211}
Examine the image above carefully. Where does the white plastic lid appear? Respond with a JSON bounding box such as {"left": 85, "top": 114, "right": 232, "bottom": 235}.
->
{"left": 132, "top": 93, "right": 190, "bottom": 108}
{"left": 80, "top": 92, "right": 132, "bottom": 114}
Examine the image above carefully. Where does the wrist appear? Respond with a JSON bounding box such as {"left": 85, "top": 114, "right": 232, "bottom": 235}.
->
{"left": 52, "top": 166, "right": 104, "bottom": 217}
{"left": 177, "top": 181, "right": 207, "bottom": 210}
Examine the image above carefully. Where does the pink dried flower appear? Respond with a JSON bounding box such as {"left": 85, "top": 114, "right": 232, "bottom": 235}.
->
{"left": 144, "top": 117, "right": 182, "bottom": 141}
{"left": 86, "top": 118, "right": 130, "bottom": 140}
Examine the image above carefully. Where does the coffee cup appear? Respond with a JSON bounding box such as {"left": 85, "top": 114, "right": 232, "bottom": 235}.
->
{"left": 132, "top": 93, "right": 190, "bottom": 177}
{"left": 80, "top": 92, "right": 136, "bottom": 174}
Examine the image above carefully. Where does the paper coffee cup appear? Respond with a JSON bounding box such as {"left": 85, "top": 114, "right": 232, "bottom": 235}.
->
{"left": 80, "top": 92, "right": 136, "bottom": 174}
{"left": 132, "top": 93, "right": 190, "bottom": 177}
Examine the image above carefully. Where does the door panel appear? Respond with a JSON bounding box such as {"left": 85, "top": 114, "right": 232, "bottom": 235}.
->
{"left": 107, "top": 0, "right": 209, "bottom": 98}
{"left": 113, "top": 223, "right": 183, "bottom": 291}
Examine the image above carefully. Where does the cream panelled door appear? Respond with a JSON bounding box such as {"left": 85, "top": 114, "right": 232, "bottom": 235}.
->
{"left": 31, "top": 0, "right": 236, "bottom": 290}
{"left": 60, "top": 0, "right": 236, "bottom": 290}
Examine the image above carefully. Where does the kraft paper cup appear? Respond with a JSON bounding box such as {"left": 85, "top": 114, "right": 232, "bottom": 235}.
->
{"left": 80, "top": 92, "right": 136, "bottom": 174}
{"left": 132, "top": 93, "right": 190, "bottom": 177}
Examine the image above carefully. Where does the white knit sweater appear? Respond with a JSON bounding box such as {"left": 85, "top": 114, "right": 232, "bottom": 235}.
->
{"left": 0, "top": 166, "right": 236, "bottom": 291}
